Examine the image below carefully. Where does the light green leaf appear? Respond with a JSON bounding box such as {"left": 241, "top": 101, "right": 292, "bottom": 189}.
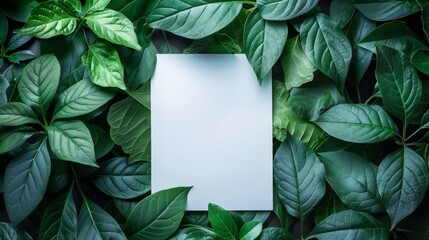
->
{"left": 375, "top": 45, "right": 422, "bottom": 124}
{"left": 18, "top": 54, "right": 60, "bottom": 115}
{"left": 54, "top": 78, "right": 116, "bottom": 120}
{"left": 300, "top": 13, "right": 352, "bottom": 89}
{"left": 354, "top": 0, "right": 421, "bottom": 21}
{"left": 0, "top": 126, "right": 35, "bottom": 154}
{"left": 0, "top": 102, "right": 39, "bottom": 126}
{"left": 17, "top": 1, "right": 77, "bottom": 38}
{"left": 86, "top": 123, "right": 115, "bottom": 159}
{"left": 83, "top": 9, "right": 141, "bottom": 50}
{"left": 412, "top": 49, "right": 429, "bottom": 75}
{"left": 125, "top": 42, "right": 157, "bottom": 91}
{"left": 239, "top": 221, "right": 262, "bottom": 240}
{"left": 281, "top": 36, "right": 316, "bottom": 90}
{"left": 319, "top": 151, "right": 383, "bottom": 213}
{"left": 170, "top": 226, "right": 222, "bottom": 240}
{"left": 315, "top": 104, "right": 398, "bottom": 143}
{"left": 125, "top": 187, "right": 191, "bottom": 240}
{"left": 258, "top": 227, "right": 293, "bottom": 240}
{"left": 4, "top": 139, "right": 50, "bottom": 224}
{"left": 148, "top": 0, "right": 242, "bottom": 39}
{"left": 244, "top": 9, "right": 288, "bottom": 84}
{"left": 85, "top": 0, "right": 110, "bottom": 13}
{"left": 314, "top": 188, "right": 347, "bottom": 225}
{"left": 274, "top": 134, "right": 326, "bottom": 220}
{"left": 0, "top": 223, "right": 18, "bottom": 240}
{"left": 208, "top": 203, "right": 239, "bottom": 240}
{"left": 81, "top": 39, "right": 126, "bottom": 90}
{"left": 108, "top": 97, "right": 150, "bottom": 163}
{"left": 39, "top": 187, "right": 77, "bottom": 240}
{"left": 416, "top": 0, "right": 429, "bottom": 41}
{"left": 330, "top": 0, "right": 355, "bottom": 28}
{"left": 377, "top": 147, "right": 429, "bottom": 229}
{"left": 257, "top": 0, "right": 318, "bottom": 21}
{"left": 308, "top": 210, "right": 389, "bottom": 240}
{"left": 48, "top": 120, "right": 97, "bottom": 167}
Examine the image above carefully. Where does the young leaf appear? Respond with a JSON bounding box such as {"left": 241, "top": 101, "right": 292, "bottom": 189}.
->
{"left": 411, "top": 49, "right": 429, "bottom": 75}
{"left": 330, "top": 0, "right": 355, "bottom": 28}
{"left": 308, "top": 210, "right": 389, "bottom": 240}
{"left": 208, "top": 203, "right": 239, "bottom": 240}
{"left": 258, "top": 227, "right": 293, "bottom": 240}
{"left": 354, "top": 0, "right": 421, "bottom": 21}
{"left": 170, "top": 226, "right": 222, "bottom": 240}
{"left": 274, "top": 134, "right": 326, "bottom": 220}
{"left": 244, "top": 9, "right": 288, "bottom": 84}
{"left": 377, "top": 147, "right": 429, "bottom": 229}
{"left": 375, "top": 45, "right": 422, "bottom": 124}
{"left": 0, "top": 126, "right": 35, "bottom": 154}
{"left": 314, "top": 188, "right": 347, "bottom": 225}
{"left": 125, "top": 42, "right": 157, "bottom": 91}
{"left": 315, "top": 104, "right": 398, "bottom": 143}
{"left": 17, "top": 1, "right": 77, "bottom": 38}
{"left": 48, "top": 120, "right": 97, "bottom": 167}
{"left": 83, "top": 9, "right": 141, "bottom": 50}
{"left": 148, "top": 0, "right": 242, "bottom": 39}
{"left": 4, "top": 139, "right": 51, "bottom": 225}
{"left": 84, "top": 0, "right": 110, "bottom": 13}
{"left": 81, "top": 39, "right": 126, "bottom": 90}
{"left": 239, "top": 221, "right": 262, "bottom": 240}
{"left": 0, "top": 102, "right": 39, "bottom": 126}
{"left": 91, "top": 157, "right": 150, "bottom": 199}
{"left": 300, "top": 13, "right": 352, "bottom": 89}
{"left": 257, "top": 0, "right": 318, "bottom": 21}
{"left": 0, "top": 223, "right": 18, "bottom": 240}
{"left": 125, "top": 187, "right": 192, "bottom": 240}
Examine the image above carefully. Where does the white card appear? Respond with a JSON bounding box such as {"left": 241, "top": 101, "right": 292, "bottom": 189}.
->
{"left": 151, "top": 54, "right": 272, "bottom": 211}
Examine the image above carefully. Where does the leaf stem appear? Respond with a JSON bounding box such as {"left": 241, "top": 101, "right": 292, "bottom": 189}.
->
{"left": 300, "top": 218, "right": 304, "bottom": 239}
{"left": 405, "top": 128, "right": 424, "bottom": 142}
{"left": 82, "top": 28, "right": 90, "bottom": 48}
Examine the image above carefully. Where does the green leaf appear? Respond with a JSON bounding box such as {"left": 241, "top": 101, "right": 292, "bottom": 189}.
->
{"left": 39, "top": 187, "right": 77, "bottom": 240}
{"left": 148, "top": 0, "right": 242, "bottom": 39}
{"left": 375, "top": 45, "right": 422, "bottom": 124}
{"left": 416, "top": 0, "right": 429, "bottom": 41}
{"left": 0, "top": 74, "right": 9, "bottom": 104}
{"left": 5, "top": 33, "right": 32, "bottom": 52}
{"left": 354, "top": 0, "right": 421, "bottom": 21}
{"left": 85, "top": 0, "right": 110, "bottom": 13}
{"left": 125, "top": 187, "right": 191, "bottom": 240}
{"left": 86, "top": 123, "right": 115, "bottom": 159}
{"left": 91, "top": 157, "right": 150, "bottom": 199}
{"left": 208, "top": 203, "right": 239, "bottom": 240}
{"left": 240, "top": 212, "right": 270, "bottom": 224}
{"left": 308, "top": 210, "right": 389, "bottom": 240}
{"left": 239, "top": 221, "right": 262, "bottom": 240}
{"left": 0, "top": 223, "right": 18, "bottom": 240}
{"left": 108, "top": 97, "right": 150, "bottom": 163}
{"left": 258, "top": 227, "right": 293, "bottom": 240}
{"left": 17, "top": 1, "right": 77, "bottom": 38}
{"left": 319, "top": 151, "right": 383, "bottom": 213}
{"left": 281, "top": 36, "right": 316, "bottom": 90}
{"left": 7, "top": 50, "right": 36, "bottom": 64}
{"left": 4, "top": 139, "right": 51, "bottom": 224}
{"left": 109, "top": 0, "right": 157, "bottom": 22}
{"left": 0, "top": 13, "right": 8, "bottom": 45}
{"left": 300, "top": 13, "right": 352, "bottom": 89}
{"left": 330, "top": 0, "right": 355, "bottom": 28}
{"left": 183, "top": 33, "right": 242, "bottom": 54}
{"left": 0, "top": 0, "right": 37, "bottom": 22}
{"left": 244, "top": 9, "right": 288, "bottom": 84}
{"left": 183, "top": 212, "right": 209, "bottom": 227}
{"left": 81, "top": 39, "right": 126, "bottom": 90}
{"left": 83, "top": 9, "right": 141, "bottom": 50}
{"left": 315, "top": 104, "right": 398, "bottom": 143}
{"left": 114, "top": 198, "right": 138, "bottom": 218}
{"left": 54, "top": 78, "right": 116, "bottom": 120}
{"left": 314, "top": 187, "right": 347, "bottom": 225}
{"left": 0, "top": 126, "right": 35, "bottom": 154}
{"left": 48, "top": 120, "right": 97, "bottom": 167}
{"left": 0, "top": 102, "right": 39, "bottom": 126}
{"left": 77, "top": 198, "right": 126, "bottom": 239}
{"left": 18, "top": 54, "right": 60, "bottom": 115}
{"left": 412, "top": 49, "right": 429, "bottom": 75}
{"left": 257, "top": 0, "right": 318, "bottom": 21}
{"left": 170, "top": 226, "right": 222, "bottom": 240}
{"left": 274, "top": 189, "right": 295, "bottom": 230}
{"left": 125, "top": 42, "right": 157, "bottom": 91}
{"left": 274, "top": 134, "right": 326, "bottom": 220}
{"left": 377, "top": 147, "right": 429, "bottom": 229}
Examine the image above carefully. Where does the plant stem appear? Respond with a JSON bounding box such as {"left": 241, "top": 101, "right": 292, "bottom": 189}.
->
{"left": 405, "top": 128, "right": 423, "bottom": 142}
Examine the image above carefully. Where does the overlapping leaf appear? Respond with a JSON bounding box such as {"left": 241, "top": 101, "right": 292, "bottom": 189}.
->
{"left": 0, "top": 102, "right": 38, "bottom": 126}
{"left": 354, "top": 0, "right": 421, "bottom": 21}
{"left": 257, "top": 0, "right": 318, "bottom": 21}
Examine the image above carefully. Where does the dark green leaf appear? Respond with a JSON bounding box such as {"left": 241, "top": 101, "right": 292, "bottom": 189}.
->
{"left": 47, "top": 160, "right": 69, "bottom": 194}
{"left": 0, "top": 74, "right": 8, "bottom": 104}
{"left": 239, "top": 221, "right": 262, "bottom": 240}
{"left": 257, "top": 0, "right": 318, "bottom": 21}
{"left": 315, "top": 104, "right": 398, "bottom": 143}
{"left": 240, "top": 212, "right": 270, "bottom": 224}
{"left": 0, "top": 13, "right": 8, "bottom": 45}
{"left": 0, "top": 102, "right": 39, "bottom": 126}
{"left": 114, "top": 198, "right": 138, "bottom": 218}
{"left": 0, "top": 222, "right": 18, "bottom": 240}
{"left": 184, "top": 212, "right": 209, "bottom": 227}
{"left": 412, "top": 49, "right": 429, "bottom": 75}
{"left": 85, "top": 0, "right": 110, "bottom": 13}
{"left": 110, "top": 0, "right": 157, "bottom": 22}
{"left": 377, "top": 147, "right": 429, "bottom": 229}
{"left": 170, "top": 226, "right": 222, "bottom": 240}
{"left": 5, "top": 33, "right": 32, "bottom": 52}
{"left": 330, "top": 0, "right": 355, "bottom": 28}
{"left": 7, "top": 50, "right": 37, "bottom": 64}
{"left": 258, "top": 227, "right": 293, "bottom": 240}
{"left": 416, "top": 0, "right": 429, "bottom": 41}
{"left": 125, "top": 187, "right": 191, "bottom": 240}
{"left": 354, "top": 0, "right": 421, "bottom": 21}
{"left": 314, "top": 187, "right": 347, "bottom": 225}
{"left": 0, "top": 0, "right": 36, "bottom": 22}
{"left": 183, "top": 33, "right": 242, "bottom": 54}
{"left": 274, "top": 189, "right": 295, "bottom": 230}
{"left": 208, "top": 203, "right": 239, "bottom": 240}
{"left": 0, "top": 126, "right": 35, "bottom": 154}
{"left": 125, "top": 42, "right": 157, "bottom": 91}
{"left": 86, "top": 123, "right": 115, "bottom": 159}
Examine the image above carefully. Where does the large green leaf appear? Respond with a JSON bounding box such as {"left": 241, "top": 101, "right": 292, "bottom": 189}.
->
{"left": 17, "top": 1, "right": 77, "bottom": 38}
{"left": 54, "top": 78, "right": 116, "bottom": 120}
{"left": 39, "top": 187, "right": 77, "bottom": 240}
{"left": 239, "top": 221, "right": 262, "bottom": 240}
{"left": 257, "top": 0, "right": 318, "bottom": 21}
{"left": 375, "top": 45, "right": 422, "bottom": 124}
{"left": 91, "top": 157, "right": 150, "bottom": 199}
{"left": 148, "top": 0, "right": 242, "bottom": 39}
{"left": 416, "top": 0, "right": 429, "bottom": 41}
{"left": 354, "top": 0, "right": 421, "bottom": 21}
{"left": 0, "top": 126, "right": 35, "bottom": 154}
{"left": 244, "top": 9, "right": 288, "bottom": 84}
{"left": 4, "top": 139, "right": 51, "bottom": 224}
{"left": 314, "top": 188, "right": 347, "bottom": 225}
{"left": 77, "top": 198, "right": 126, "bottom": 239}
{"left": 125, "top": 187, "right": 191, "bottom": 240}
{"left": 208, "top": 203, "right": 239, "bottom": 240}
{"left": 18, "top": 54, "right": 60, "bottom": 115}
{"left": 411, "top": 49, "right": 429, "bottom": 75}
{"left": 108, "top": 97, "right": 150, "bottom": 163}
{"left": 377, "top": 147, "right": 429, "bottom": 229}
{"left": 319, "top": 151, "right": 383, "bottom": 213}
{"left": 274, "top": 134, "right": 326, "bottom": 220}
{"left": 81, "top": 39, "right": 126, "bottom": 90}
{"left": 281, "top": 36, "right": 316, "bottom": 90}
{"left": 84, "top": 0, "right": 110, "bottom": 13}
{"left": 48, "top": 120, "right": 97, "bottom": 167}
{"left": 0, "top": 223, "right": 18, "bottom": 240}
{"left": 83, "top": 9, "right": 141, "bottom": 50}
{"left": 330, "top": 0, "right": 355, "bottom": 28}
{"left": 308, "top": 210, "right": 389, "bottom": 240}
{"left": 170, "top": 226, "right": 222, "bottom": 240}
{"left": 0, "top": 102, "right": 39, "bottom": 126}
{"left": 315, "top": 104, "right": 398, "bottom": 143}
{"left": 300, "top": 13, "right": 352, "bottom": 89}
{"left": 125, "top": 42, "right": 157, "bottom": 91}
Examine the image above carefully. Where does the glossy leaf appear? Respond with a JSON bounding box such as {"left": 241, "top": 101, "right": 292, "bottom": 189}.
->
{"left": 257, "top": 0, "right": 318, "bottom": 21}
{"left": 239, "top": 221, "right": 262, "bottom": 240}
{"left": 0, "top": 126, "right": 35, "bottom": 154}
{"left": 330, "top": 0, "right": 355, "bottom": 28}
{"left": 354, "top": 0, "right": 421, "bottom": 21}
{"left": 258, "top": 227, "right": 293, "bottom": 240}
{"left": 411, "top": 49, "right": 429, "bottom": 75}
{"left": 208, "top": 203, "right": 239, "bottom": 240}
{"left": 315, "top": 104, "right": 398, "bottom": 143}
{"left": 0, "top": 223, "right": 18, "bottom": 240}
{"left": 84, "top": 0, "right": 110, "bottom": 13}
{"left": 170, "top": 226, "right": 222, "bottom": 240}
{"left": 0, "top": 102, "right": 39, "bottom": 126}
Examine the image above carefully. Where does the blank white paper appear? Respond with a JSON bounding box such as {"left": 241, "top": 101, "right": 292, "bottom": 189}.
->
{"left": 151, "top": 54, "right": 272, "bottom": 211}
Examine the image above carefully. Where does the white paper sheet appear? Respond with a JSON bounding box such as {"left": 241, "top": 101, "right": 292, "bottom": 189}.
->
{"left": 151, "top": 54, "right": 272, "bottom": 211}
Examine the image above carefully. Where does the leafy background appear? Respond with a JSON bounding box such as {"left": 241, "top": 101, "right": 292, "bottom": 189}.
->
{"left": 0, "top": 0, "right": 429, "bottom": 239}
